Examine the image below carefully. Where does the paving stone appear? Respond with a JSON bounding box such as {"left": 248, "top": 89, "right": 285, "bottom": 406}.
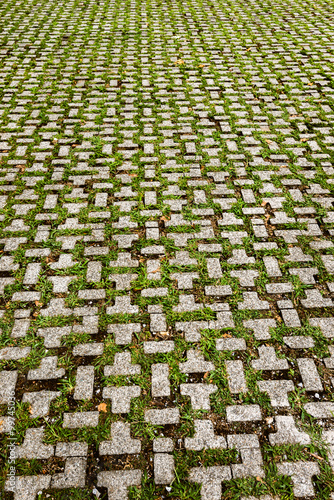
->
{"left": 5, "top": 475, "right": 51, "bottom": 500}
{"left": 230, "top": 270, "right": 259, "bottom": 287}
{"left": 100, "top": 422, "right": 141, "bottom": 455}
{"left": 143, "top": 341, "right": 175, "bottom": 353}
{"left": 72, "top": 343, "right": 104, "bottom": 356}
{"left": 63, "top": 411, "right": 99, "bottom": 428}
{"left": 154, "top": 453, "right": 175, "bottom": 484}
{"left": 185, "top": 419, "right": 227, "bottom": 450}
{"left": 238, "top": 292, "right": 269, "bottom": 310}
{"left": 179, "top": 350, "right": 215, "bottom": 373}
{"left": 227, "top": 434, "right": 264, "bottom": 478}
{"left": 226, "top": 405, "right": 262, "bottom": 422}
{"left": 258, "top": 380, "right": 295, "bottom": 407}
{"left": 243, "top": 319, "right": 276, "bottom": 340}
{"left": 189, "top": 466, "right": 232, "bottom": 500}
{"left": 226, "top": 360, "right": 247, "bottom": 393}
{"left": 108, "top": 323, "right": 141, "bottom": 345}
{"left": 269, "top": 416, "right": 311, "bottom": 445}
{"left": 309, "top": 317, "right": 334, "bottom": 338}
{"left": 297, "top": 358, "right": 323, "bottom": 391}
{"left": 16, "top": 428, "right": 54, "bottom": 459}
{"left": 2, "top": 0, "right": 334, "bottom": 495}
{"left": 151, "top": 363, "right": 170, "bottom": 397}
{"left": 304, "top": 402, "right": 334, "bottom": 418}
{"left": 216, "top": 337, "right": 246, "bottom": 352}
{"left": 103, "top": 386, "right": 141, "bottom": 413}
{"left": 180, "top": 383, "right": 218, "bottom": 410}
{"left": 27, "top": 356, "right": 65, "bottom": 380}
{"left": 74, "top": 365, "right": 95, "bottom": 400}
{"left": 55, "top": 442, "right": 88, "bottom": 457}
{"left": 97, "top": 470, "right": 142, "bottom": 500}
{"left": 251, "top": 346, "right": 289, "bottom": 371}
{"left": 51, "top": 457, "right": 87, "bottom": 489}
{"left": 104, "top": 352, "right": 141, "bottom": 376}
{"left": 0, "top": 370, "right": 17, "bottom": 404}
{"left": 276, "top": 461, "right": 320, "bottom": 497}
{"left": 22, "top": 391, "right": 60, "bottom": 418}
{"left": 283, "top": 336, "right": 315, "bottom": 349}
{"left": 145, "top": 408, "right": 180, "bottom": 425}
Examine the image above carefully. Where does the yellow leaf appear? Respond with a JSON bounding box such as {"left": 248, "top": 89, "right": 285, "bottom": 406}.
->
{"left": 98, "top": 403, "right": 107, "bottom": 413}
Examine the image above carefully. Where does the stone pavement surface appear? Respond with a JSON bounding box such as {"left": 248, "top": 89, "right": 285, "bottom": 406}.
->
{"left": 0, "top": 0, "right": 334, "bottom": 498}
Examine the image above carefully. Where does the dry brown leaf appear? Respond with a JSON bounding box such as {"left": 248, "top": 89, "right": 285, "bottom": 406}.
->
{"left": 309, "top": 453, "right": 323, "bottom": 460}
{"left": 98, "top": 403, "right": 107, "bottom": 413}
{"left": 35, "top": 300, "right": 43, "bottom": 307}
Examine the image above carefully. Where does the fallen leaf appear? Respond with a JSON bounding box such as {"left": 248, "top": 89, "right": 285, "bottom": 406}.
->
{"left": 35, "top": 300, "right": 43, "bottom": 307}
{"left": 98, "top": 403, "right": 107, "bottom": 413}
{"left": 256, "top": 476, "right": 265, "bottom": 483}
{"left": 222, "top": 333, "right": 232, "bottom": 338}
{"left": 309, "top": 453, "right": 324, "bottom": 460}
{"left": 160, "top": 216, "right": 170, "bottom": 221}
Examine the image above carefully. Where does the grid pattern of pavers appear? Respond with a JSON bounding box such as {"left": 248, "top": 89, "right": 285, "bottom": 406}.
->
{"left": 1, "top": 0, "right": 334, "bottom": 498}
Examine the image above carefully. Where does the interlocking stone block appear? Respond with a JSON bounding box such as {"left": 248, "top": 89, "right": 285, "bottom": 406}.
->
{"left": 51, "top": 457, "right": 87, "bottom": 489}
{"left": 277, "top": 461, "right": 320, "bottom": 497}
{"left": 189, "top": 466, "right": 232, "bottom": 500}
{"left": 97, "top": 470, "right": 142, "bottom": 500}
{"left": 180, "top": 383, "right": 217, "bottom": 410}
{"left": 5, "top": 475, "right": 51, "bottom": 500}
{"left": 102, "top": 386, "right": 141, "bottom": 413}
{"left": 100, "top": 422, "right": 141, "bottom": 455}
{"left": 185, "top": 420, "right": 227, "bottom": 450}
{"left": 269, "top": 416, "right": 311, "bottom": 446}
{"left": 257, "top": 380, "right": 294, "bottom": 407}
{"left": 154, "top": 453, "right": 175, "bottom": 484}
